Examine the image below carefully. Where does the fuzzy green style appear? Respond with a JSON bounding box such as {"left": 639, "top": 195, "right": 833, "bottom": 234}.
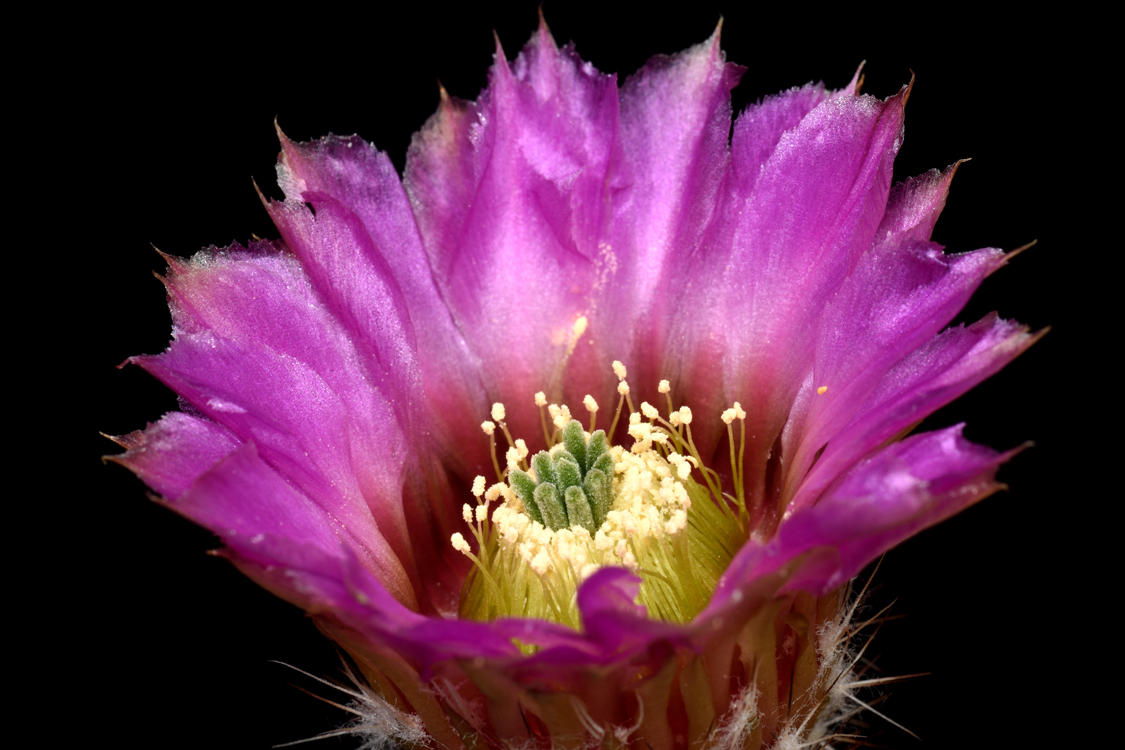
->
{"left": 507, "top": 420, "right": 614, "bottom": 532}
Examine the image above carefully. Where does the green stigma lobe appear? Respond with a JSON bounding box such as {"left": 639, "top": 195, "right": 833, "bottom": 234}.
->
{"left": 562, "top": 419, "right": 587, "bottom": 469}
{"left": 515, "top": 421, "right": 612, "bottom": 533}
{"left": 508, "top": 468, "right": 542, "bottom": 525}
{"left": 534, "top": 483, "right": 567, "bottom": 529}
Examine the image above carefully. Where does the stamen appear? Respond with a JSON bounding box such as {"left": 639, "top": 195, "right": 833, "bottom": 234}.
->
{"left": 620, "top": 380, "right": 635, "bottom": 414}
{"left": 583, "top": 394, "right": 598, "bottom": 433}
{"left": 481, "top": 421, "right": 502, "bottom": 481}
{"left": 490, "top": 401, "right": 519, "bottom": 456}
{"left": 451, "top": 532, "right": 470, "bottom": 554}
{"left": 609, "top": 379, "right": 629, "bottom": 443}
{"left": 722, "top": 402, "right": 748, "bottom": 525}
{"left": 548, "top": 403, "right": 573, "bottom": 432}
{"left": 817, "top": 385, "right": 828, "bottom": 395}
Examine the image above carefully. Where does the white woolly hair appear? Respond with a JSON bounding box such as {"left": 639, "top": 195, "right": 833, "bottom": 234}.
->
{"left": 764, "top": 559, "right": 924, "bottom": 749}
{"left": 270, "top": 660, "right": 430, "bottom": 750}
{"left": 710, "top": 683, "right": 761, "bottom": 750}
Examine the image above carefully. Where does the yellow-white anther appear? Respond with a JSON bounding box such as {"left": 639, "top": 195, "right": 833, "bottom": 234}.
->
{"left": 485, "top": 483, "right": 505, "bottom": 502}
{"left": 612, "top": 360, "right": 627, "bottom": 380}
{"left": 583, "top": 394, "right": 599, "bottom": 413}
{"left": 531, "top": 549, "right": 552, "bottom": 575}
{"left": 817, "top": 385, "right": 828, "bottom": 395}
{"left": 462, "top": 504, "right": 473, "bottom": 523}
{"left": 515, "top": 438, "right": 529, "bottom": 460}
{"left": 678, "top": 406, "right": 693, "bottom": 425}
{"left": 664, "top": 509, "right": 688, "bottom": 535}
{"left": 669, "top": 411, "right": 682, "bottom": 427}
{"left": 733, "top": 402, "right": 746, "bottom": 420}
{"left": 471, "top": 475, "right": 486, "bottom": 498}
{"left": 451, "top": 532, "right": 470, "bottom": 554}
{"left": 668, "top": 452, "right": 692, "bottom": 479}
{"left": 475, "top": 504, "right": 489, "bottom": 522}
{"left": 534, "top": 391, "right": 548, "bottom": 407}
{"left": 617, "top": 380, "right": 630, "bottom": 396}
{"left": 505, "top": 446, "right": 521, "bottom": 472}
{"left": 549, "top": 403, "right": 573, "bottom": 430}
{"left": 481, "top": 420, "right": 496, "bottom": 436}
{"left": 628, "top": 420, "right": 668, "bottom": 452}
{"left": 641, "top": 401, "right": 659, "bottom": 420}
{"left": 629, "top": 411, "right": 641, "bottom": 425}
{"left": 658, "top": 379, "right": 671, "bottom": 394}
{"left": 491, "top": 402, "right": 506, "bottom": 421}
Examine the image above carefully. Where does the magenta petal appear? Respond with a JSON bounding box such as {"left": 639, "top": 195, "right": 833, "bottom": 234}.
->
{"left": 261, "top": 200, "right": 423, "bottom": 429}
{"left": 144, "top": 435, "right": 424, "bottom": 624}
{"left": 779, "top": 241, "right": 1008, "bottom": 502}
{"left": 404, "top": 25, "right": 624, "bottom": 443}
{"left": 726, "top": 81, "right": 832, "bottom": 198}
{"left": 153, "top": 249, "right": 414, "bottom": 513}
{"left": 276, "top": 133, "right": 490, "bottom": 478}
{"left": 173, "top": 442, "right": 349, "bottom": 567}
{"left": 710, "top": 424, "right": 1013, "bottom": 610}
{"left": 134, "top": 282, "right": 422, "bottom": 607}
{"left": 108, "top": 412, "right": 239, "bottom": 500}
{"left": 875, "top": 162, "right": 964, "bottom": 248}
{"left": 790, "top": 313, "right": 1039, "bottom": 513}
{"left": 599, "top": 29, "right": 744, "bottom": 391}
{"left": 571, "top": 567, "right": 690, "bottom": 655}
{"left": 672, "top": 86, "right": 907, "bottom": 483}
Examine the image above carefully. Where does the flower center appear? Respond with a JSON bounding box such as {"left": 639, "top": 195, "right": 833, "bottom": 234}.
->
{"left": 451, "top": 362, "right": 750, "bottom": 631}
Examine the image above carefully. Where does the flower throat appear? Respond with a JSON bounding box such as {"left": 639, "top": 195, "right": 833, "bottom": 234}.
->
{"left": 451, "top": 362, "right": 750, "bottom": 630}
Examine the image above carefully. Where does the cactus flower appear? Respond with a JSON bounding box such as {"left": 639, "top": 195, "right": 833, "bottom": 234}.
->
{"left": 109, "top": 19, "right": 1038, "bottom": 750}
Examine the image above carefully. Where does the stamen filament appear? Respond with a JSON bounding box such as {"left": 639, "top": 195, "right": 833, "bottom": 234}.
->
{"left": 499, "top": 422, "right": 517, "bottom": 454}
{"left": 535, "top": 392, "right": 552, "bottom": 448}
{"left": 482, "top": 422, "right": 503, "bottom": 482}
{"left": 682, "top": 422, "right": 723, "bottom": 505}
{"left": 737, "top": 416, "right": 747, "bottom": 524}
{"left": 608, "top": 390, "right": 626, "bottom": 445}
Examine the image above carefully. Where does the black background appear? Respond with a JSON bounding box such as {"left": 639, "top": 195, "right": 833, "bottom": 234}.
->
{"left": 45, "top": 2, "right": 1094, "bottom": 748}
